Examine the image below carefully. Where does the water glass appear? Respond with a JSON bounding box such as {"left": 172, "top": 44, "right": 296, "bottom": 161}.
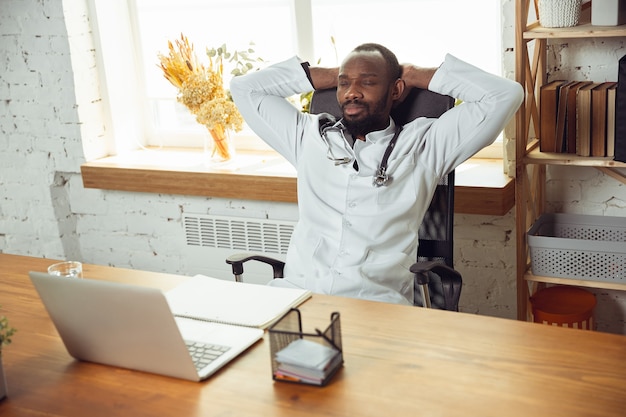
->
{"left": 47, "top": 261, "right": 83, "bottom": 278}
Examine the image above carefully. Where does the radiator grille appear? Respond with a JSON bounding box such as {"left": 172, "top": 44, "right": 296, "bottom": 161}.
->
{"left": 183, "top": 214, "right": 295, "bottom": 255}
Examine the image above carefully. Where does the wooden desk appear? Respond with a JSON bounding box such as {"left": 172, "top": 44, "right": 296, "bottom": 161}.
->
{"left": 1, "top": 253, "right": 625, "bottom": 416}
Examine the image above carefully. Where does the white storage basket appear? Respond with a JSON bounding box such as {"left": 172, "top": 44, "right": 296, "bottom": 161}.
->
{"left": 538, "top": 0, "right": 582, "bottom": 28}
{"left": 527, "top": 213, "right": 626, "bottom": 283}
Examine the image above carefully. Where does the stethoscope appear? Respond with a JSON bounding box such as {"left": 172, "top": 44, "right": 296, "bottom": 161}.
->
{"left": 320, "top": 116, "right": 403, "bottom": 187}
{"left": 320, "top": 124, "right": 354, "bottom": 166}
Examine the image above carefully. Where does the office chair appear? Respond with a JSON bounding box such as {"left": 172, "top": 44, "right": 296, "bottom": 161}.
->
{"left": 227, "top": 87, "right": 462, "bottom": 311}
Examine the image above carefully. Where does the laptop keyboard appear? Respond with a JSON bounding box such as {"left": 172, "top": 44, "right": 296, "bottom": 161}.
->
{"left": 186, "top": 340, "right": 231, "bottom": 372}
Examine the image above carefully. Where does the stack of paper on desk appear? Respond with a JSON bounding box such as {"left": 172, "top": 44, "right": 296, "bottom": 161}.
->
{"left": 274, "top": 338, "right": 342, "bottom": 385}
{"left": 166, "top": 275, "right": 312, "bottom": 329}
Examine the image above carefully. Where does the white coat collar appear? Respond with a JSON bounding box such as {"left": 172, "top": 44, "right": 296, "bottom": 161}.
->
{"left": 363, "top": 117, "right": 397, "bottom": 144}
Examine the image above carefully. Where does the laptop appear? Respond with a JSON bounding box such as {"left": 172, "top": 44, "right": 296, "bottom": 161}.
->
{"left": 28, "top": 271, "right": 264, "bottom": 381}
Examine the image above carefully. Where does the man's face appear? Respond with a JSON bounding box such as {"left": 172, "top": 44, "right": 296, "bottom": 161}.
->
{"left": 337, "top": 51, "right": 395, "bottom": 138}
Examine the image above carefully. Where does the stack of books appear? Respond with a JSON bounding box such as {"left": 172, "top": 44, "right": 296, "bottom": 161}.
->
{"left": 539, "top": 80, "right": 618, "bottom": 157}
{"left": 273, "top": 338, "right": 343, "bottom": 385}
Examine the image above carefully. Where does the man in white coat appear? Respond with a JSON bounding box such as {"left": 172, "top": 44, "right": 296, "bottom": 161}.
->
{"left": 230, "top": 43, "right": 523, "bottom": 305}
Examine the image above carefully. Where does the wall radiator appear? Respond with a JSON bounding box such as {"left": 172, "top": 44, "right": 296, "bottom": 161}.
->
{"left": 182, "top": 214, "right": 295, "bottom": 254}
{"left": 182, "top": 214, "right": 296, "bottom": 284}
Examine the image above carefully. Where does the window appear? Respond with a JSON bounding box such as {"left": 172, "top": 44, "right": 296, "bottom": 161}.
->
{"left": 90, "top": 0, "right": 502, "bottom": 156}
{"left": 309, "top": 0, "right": 501, "bottom": 71}
{"left": 132, "top": 0, "right": 296, "bottom": 148}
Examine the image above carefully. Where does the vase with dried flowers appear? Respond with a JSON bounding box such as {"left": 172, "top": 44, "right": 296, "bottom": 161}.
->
{"left": 0, "top": 308, "right": 16, "bottom": 400}
{"left": 158, "top": 34, "right": 262, "bottom": 163}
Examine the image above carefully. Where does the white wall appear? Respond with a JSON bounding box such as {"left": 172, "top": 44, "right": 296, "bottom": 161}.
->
{"left": 1, "top": 0, "right": 624, "bottom": 333}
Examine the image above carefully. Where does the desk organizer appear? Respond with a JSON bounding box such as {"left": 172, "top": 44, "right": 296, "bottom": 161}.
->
{"left": 268, "top": 308, "right": 343, "bottom": 386}
{"left": 527, "top": 213, "right": 626, "bottom": 283}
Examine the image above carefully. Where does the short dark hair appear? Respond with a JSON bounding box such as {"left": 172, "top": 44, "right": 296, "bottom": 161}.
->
{"left": 352, "top": 43, "right": 401, "bottom": 81}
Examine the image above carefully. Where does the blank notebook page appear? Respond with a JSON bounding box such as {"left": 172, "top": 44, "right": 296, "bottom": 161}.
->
{"left": 165, "top": 275, "right": 312, "bottom": 329}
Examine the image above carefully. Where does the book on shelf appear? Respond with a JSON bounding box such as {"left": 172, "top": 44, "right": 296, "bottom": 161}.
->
{"left": 607, "top": 80, "right": 618, "bottom": 158}
{"left": 539, "top": 80, "right": 567, "bottom": 153}
{"left": 554, "top": 81, "right": 579, "bottom": 153}
{"left": 616, "top": 54, "right": 626, "bottom": 163}
{"left": 576, "top": 82, "right": 601, "bottom": 157}
{"left": 591, "top": 82, "right": 617, "bottom": 157}
{"left": 591, "top": 82, "right": 613, "bottom": 157}
{"left": 565, "top": 81, "right": 591, "bottom": 153}
{"left": 165, "top": 274, "right": 312, "bottom": 329}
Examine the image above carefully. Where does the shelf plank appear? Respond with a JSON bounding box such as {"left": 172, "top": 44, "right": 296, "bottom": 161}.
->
{"left": 525, "top": 22, "right": 626, "bottom": 39}
{"left": 523, "top": 148, "right": 626, "bottom": 167}
{"left": 525, "top": 271, "right": 626, "bottom": 292}
{"left": 524, "top": 7, "right": 626, "bottom": 39}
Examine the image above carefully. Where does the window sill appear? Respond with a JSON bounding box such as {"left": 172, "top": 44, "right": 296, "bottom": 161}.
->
{"left": 80, "top": 148, "right": 514, "bottom": 216}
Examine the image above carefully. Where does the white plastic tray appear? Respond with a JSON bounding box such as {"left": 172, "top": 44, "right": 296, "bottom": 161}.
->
{"left": 527, "top": 213, "right": 626, "bottom": 283}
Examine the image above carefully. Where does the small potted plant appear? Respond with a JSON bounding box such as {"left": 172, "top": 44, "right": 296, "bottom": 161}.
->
{"left": 0, "top": 308, "right": 16, "bottom": 401}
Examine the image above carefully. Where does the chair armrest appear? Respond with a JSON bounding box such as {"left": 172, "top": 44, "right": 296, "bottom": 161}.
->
{"left": 225, "top": 252, "right": 285, "bottom": 282}
{"left": 410, "top": 261, "right": 462, "bottom": 311}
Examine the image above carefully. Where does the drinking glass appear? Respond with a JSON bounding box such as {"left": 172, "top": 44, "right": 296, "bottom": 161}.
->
{"left": 48, "top": 261, "right": 83, "bottom": 278}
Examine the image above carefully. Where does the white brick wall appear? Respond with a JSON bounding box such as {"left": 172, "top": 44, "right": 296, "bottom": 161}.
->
{"left": 1, "top": 0, "right": 624, "bottom": 333}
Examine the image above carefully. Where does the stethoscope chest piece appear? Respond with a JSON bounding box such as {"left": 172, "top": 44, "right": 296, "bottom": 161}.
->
{"left": 373, "top": 168, "right": 391, "bottom": 187}
{"left": 371, "top": 124, "right": 402, "bottom": 187}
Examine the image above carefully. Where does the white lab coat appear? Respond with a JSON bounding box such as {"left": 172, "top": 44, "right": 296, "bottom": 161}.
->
{"left": 230, "top": 54, "right": 523, "bottom": 304}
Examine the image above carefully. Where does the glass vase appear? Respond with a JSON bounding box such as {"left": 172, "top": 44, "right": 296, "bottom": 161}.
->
{"left": 206, "top": 124, "right": 235, "bottom": 164}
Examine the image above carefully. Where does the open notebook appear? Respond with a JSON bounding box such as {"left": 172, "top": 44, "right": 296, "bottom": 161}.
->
{"left": 165, "top": 274, "right": 312, "bottom": 329}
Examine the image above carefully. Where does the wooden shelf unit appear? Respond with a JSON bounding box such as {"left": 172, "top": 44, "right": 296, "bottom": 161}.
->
{"left": 514, "top": 0, "right": 626, "bottom": 320}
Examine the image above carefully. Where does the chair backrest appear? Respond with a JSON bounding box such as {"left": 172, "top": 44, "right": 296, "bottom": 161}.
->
{"left": 310, "top": 88, "right": 456, "bottom": 308}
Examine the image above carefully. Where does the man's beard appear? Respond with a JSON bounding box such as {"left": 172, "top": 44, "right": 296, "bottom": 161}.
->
{"left": 341, "top": 97, "right": 389, "bottom": 138}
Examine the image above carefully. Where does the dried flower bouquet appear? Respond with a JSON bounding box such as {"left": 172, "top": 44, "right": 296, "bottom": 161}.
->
{"left": 158, "top": 34, "right": 260, "bottom": 161}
